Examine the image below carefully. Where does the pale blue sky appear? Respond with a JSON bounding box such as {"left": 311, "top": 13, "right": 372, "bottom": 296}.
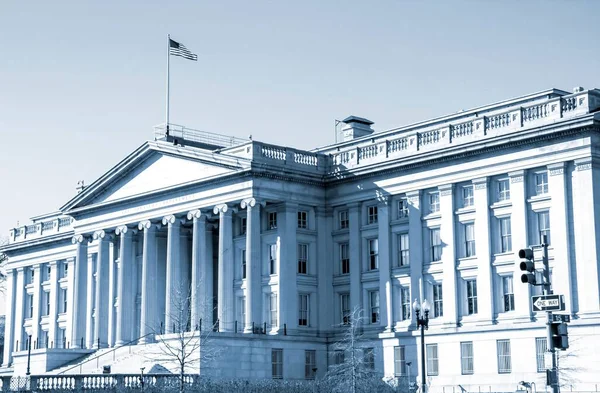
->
{"left": 1, "top": 0, "right": 599, "bottom": 234}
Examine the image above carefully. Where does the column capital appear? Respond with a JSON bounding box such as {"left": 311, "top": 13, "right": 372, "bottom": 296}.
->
{"left": 281, "top": 202, "right": 299, "bottom": 213}
{"left": 162, "top": 214, "right": 185, "bottom": 226}
{"left": 438, "top": 183, "right": 454, "bottom": 196}
{"left": 547, "top": 162, "right": 566, "bottom": 176}
{"left": 187, "top": 210, "right": 202, "bottom": 220}
{"left": 472, "top": 177, "right": 488, "bottom": 190}
{"left": 508, "top": 170, "right": 525, "bottom": 183}
{"left": 115, "top": 225, "right": 136, "bottom": 236}
{"left": 315, "top": 205, "right": 333, "bottom": 216}
{"left": 240, "top": 198, "right": 257, "bottom": 209}
{"left": 72, "top": 234, "right": 92, "bottom": 244}
{"left": 16, "top": 267, "right": 25, "bottom": 273}
{"left": 48, "top": 261, "right": 58, "bottom": 267}
{"left": 213, "top": 203, "right": 232, "bottom": 215}
{"left": 138, "top": 220, "right": 160, "bottom": 231}
{"left": 575, "top": 157, "right": 593, "bottom": 171}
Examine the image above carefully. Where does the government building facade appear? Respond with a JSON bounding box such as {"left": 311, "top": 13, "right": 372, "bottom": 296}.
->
{"left": 2, "top": 87, "right": 600, "bottom": 391}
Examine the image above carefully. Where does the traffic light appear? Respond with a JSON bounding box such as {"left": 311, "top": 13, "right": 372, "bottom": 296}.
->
{"left": 551, "top": 322, "right": 569, "bottom": 350}
{"left": 519, "top": 248, "right": 536, "bottom": 284}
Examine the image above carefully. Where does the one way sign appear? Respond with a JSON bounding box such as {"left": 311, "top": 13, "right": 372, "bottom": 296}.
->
{"left": 532, "top": 295, "right": 565, "bottom": 312}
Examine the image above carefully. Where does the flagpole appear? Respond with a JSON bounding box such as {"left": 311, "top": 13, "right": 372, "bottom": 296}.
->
{"left": 166, "top": 34, "right": 170, "bottom": 137}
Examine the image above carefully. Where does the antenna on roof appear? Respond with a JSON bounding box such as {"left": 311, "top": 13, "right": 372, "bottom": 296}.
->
{"left": 334, "top": 119, "right": 343, "bottom": 144}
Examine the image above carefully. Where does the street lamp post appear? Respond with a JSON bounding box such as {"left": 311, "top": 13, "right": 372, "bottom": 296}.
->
{"left": 413, "top": 299, "right": 431, "bottom": 393}
{"left": 140, "top": 367, "right": 145, "bottom": 393}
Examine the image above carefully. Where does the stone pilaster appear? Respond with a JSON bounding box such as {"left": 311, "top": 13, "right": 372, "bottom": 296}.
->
{"left": 241, "top": 198, "right": 261, "bottom": 333}
{"left": 138, "top": 221, "right": 158, "bottom": 343}
{"left": 316, "top": 206, "right": 333, "bottom": 333}
{"left": 572, "top": 158, "right": 600, "bottom": 315}
{"left": 509, "top": 170, "right": 532, "bottom": 321}
{"left": 85, "top": 254, "right": 96, "bottom": 348}
{"left": 48, "top": 261, "right": 59, "bottom": 349}
{"left": 107, "top": 239, "right": 118, "bottom": 347}
{"left": 472, "top": 177, "right": 493, "bottom": 323}
{"left": 2, "top": 269, "right": 16, "bottom": 365}
{"left": 71, "top": 234, "right": 90, "bottom": 349}
{"left": 377, "top": 198, "right": 393, "bottom": 331}
{"left": 348, "top": 202, "right": 362, "bottom": 314}
{"left": 31, "top": 264, "right": 42, "bottom": 348}
{"left": 278, "top": 202, "right": 298, "bottom": 333}
{"left": 439, "top": 184, "right": 458, "bottom": 326}
{"left": 65, "top": 258, "right": 75, "bottom": 348}
{"left": 214, "top": 204, "right": 234, "bottom": 332}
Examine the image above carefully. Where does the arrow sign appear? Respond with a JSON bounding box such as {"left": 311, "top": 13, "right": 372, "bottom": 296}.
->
{"left": 531, "top": 295, "right": 565, "bottom": 312}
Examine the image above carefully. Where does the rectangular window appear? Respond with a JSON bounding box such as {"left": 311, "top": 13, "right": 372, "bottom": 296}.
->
{"left": 535, "top": 337, "right": 547, "bottom": 373}
{"left": 272, "top": 349, "right": 283, "bottom": 379}
{"left": 269, "top": 293, "right": 278, "bottom": 327}
{"left": 298, "top": 243, "right": 308, "bottom": 274}
{"left": 62, "top": 261, "right": 69, "bottom": 279}
{"left": 368, "top": 205, "right": 378, "bottom": 224}
{"left": 433, "top": 283, "right": 443, "bottom": 318}
{"left": 298, "top": 294, "right": 309, "bottom": 326}
{"left": 464, "top": 223, "right": 476, "bottom": 257}
{"left": 269, "top": 244, "right": 277, "bottom": 275}
{"left": 398, "top": 198, "right": 409, "bottom": 218}
{"left": 339, "top": 210, "right": 349, "bottom": 229}
{"left": 240, "top": 217, "right": 247, "bottom": 235}
{"left": 305, "top": 350, "right": 316, "bottom": 380}
{"left": 500, "top": 217, "right": 512, "bottom": 253}
{"left": 61, "top": 288, "right": 67, "bottom": 314}
{"left": 59, "top": 328, "right": 67, "bottom": 349}
{"left": 368, "top": 238, "right": 379, "bottom": 270}
{"left": 394, "top": 346, "right": 406, "bottom": 376}
{"left": 298, "top": 211, "right": 308, "bottom": 229}
{"left": 460, "top": 342, "right": 474, "bottom": 375}
{"left": 334, "top": 350, "right": 345, "bottom": 365}
{"left": 29, "top": 268, "right": 35, "bottom": 284}
{"left": 503, "top": 276, "right": 515, "bottom": 312}
{"left": 268, "top": 212, "right": 278, "bottom": 230}
{"left": 340, "top": 243, "right": 350, "bottom": 275}
{"left": 46, "top": 265, "right": 51, "bottom": 282}
{"left": 497, "top": 339, "right": 512, "bottom": 374}
{"left": 538, "top": 211, "right": 551, "bottom": 244}
{"left": 44, "top": 291, "right": 50, "bottom": 316}
{"left": 341, "top": 293, "right": 350, "bottom": 325}
{"left": 401, "top": 286, "right": 411, "bottom": 321}
{"left": 463, "top": 185, "right": 474, "bottom": 207}
{"left": 466, "top": 280, "right": 478, "bottom": 315}
{"left": 27, "top": 294, "right": 33, "bottom": 319}
{"left": 364, "top": 348, "right": 375, "bottom": 369}
{"left": 430, "top": 228, "right": 442, "bottom": 262}
{"left": 429, "top": 192, "right": 440, "bottom": 213}
{"left": 241, "top": 250, "right": 247, "bottom": 279}
{"left": 370, "top": 291, "right": 380, "bottom": 324}
{"left": 426, "top": 344, "right": 439, "bottom": 376}
{"left": 497, "top": 179, "right": 510, "bottom": 201}
{"left": 398, "top": 233, "right": 409, "bottom": 266}
{"left": 535, "top": 172, "right": 549, "bottom": 195}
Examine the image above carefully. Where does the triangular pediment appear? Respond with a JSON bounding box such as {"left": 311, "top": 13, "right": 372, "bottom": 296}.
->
{"left": 62, "top": 141, "right": 247, "bottom": 211}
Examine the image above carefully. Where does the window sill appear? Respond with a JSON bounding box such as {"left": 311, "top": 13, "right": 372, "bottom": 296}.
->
{"left": 528, "top": 194, "right": 551, "bottom": 203}
{"left": 491, "top": 200, "right": 512, "bottom": 209}
{"left": 423, "top": 213, "right": 441, "bottom": 220}
{"left": 458, "top": 256, "right": 477, "bottom": 262}
{"left": 455, "top": 206, "right": 476, "bottom": 215}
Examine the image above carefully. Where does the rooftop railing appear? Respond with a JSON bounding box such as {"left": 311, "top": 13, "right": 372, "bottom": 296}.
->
{"left": 153, "top": 123, "right": 247, "bottom": 149}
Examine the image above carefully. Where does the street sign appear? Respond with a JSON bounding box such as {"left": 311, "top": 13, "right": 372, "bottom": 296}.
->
{"left": 544, "top": 351, "right": 553, "bottom": 369}
{"left": 531, "top": 294, "right": 565, "bottom": 312}
{"left": 552, "top": 314, "right": 571, "bottom": 323}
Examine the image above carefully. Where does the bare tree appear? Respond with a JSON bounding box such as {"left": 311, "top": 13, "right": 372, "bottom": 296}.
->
{"left": 323, "top": 306, "right": 380, "bottom": 393}
{"left": 147, "top": 282, "right": 220, "bottom": 393}
{"left": 556, "top": 337, "right": 587, "bottom": 389}
{"left": 0, "top": 236, "right": 8, "bottom": 294}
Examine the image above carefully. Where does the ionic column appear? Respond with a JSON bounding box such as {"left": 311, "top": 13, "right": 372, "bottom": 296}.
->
{"left": 547, "top": 163, "right": 574, "bottom": 314}
{"left": 31, "top": 264, "right": 42, "bottom": 348}
{"left": 93, "top": 230, "right": 110, "bottom": 348}
{"left": 241, "top": 198, "right": 261, "bottom": 333}
{"left": 348, "top": 202, "right": 362, "bottom": 314}
{"left": 278, "top": 202, "right": 298, "bottom": 333}
{"left": 138, "top": 221, "right": 158, "bottom": 343}
{"left": 509, "top": 170, "right": 532, "bottom": 321}
{"left": 473, "top": 178, "right": 493, "bottom": 323}
{"left": 406, "top": 191, "right": 423, "bottom": 327}
{"left": 3, "top": 269, "right": 16, "bottom": 365}
{"left": 214, "top": 204, "right": 234, "bottom": 332}
{"left": 48, "top": 261, "right": 59, "bottom": 349}
{"left": 13, "top": 268, "right": 25, "bottom": 352}
{"left": 377, "top": 199, "right": 393, "bottom": 332}
{"left": 71, "top": 234, "right": 90, "bottom": 349}
{"left": 115, "top": 226, "right": 134, "bottom": 345}
{"left": 107, "top": 239, "right": 118, "bottom": 347}
{"left": 573, "top": 158, "right": 600, "bottom": 315}
{"left": 188, "top": 211, "right": 204, "bottom": 330}
{"left": 65, "top": 258, "right": 75, "bottom": 347}
{"left": 163, "top": 215, "right": 182, "bottom": 334}
{"left": 439, "top": 184, "right": 458, "bottom": 326}
{"left": 85, "top": 254, "right": 96, "bottom": 348}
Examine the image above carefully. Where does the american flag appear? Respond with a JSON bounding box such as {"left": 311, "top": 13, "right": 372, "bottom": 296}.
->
{"left": 169, "top": 38, "right": 197, "bottom": 61}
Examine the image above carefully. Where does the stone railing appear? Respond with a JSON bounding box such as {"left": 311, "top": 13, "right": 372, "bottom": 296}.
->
{"left": 225, "top": 141, "right": 325, "bottom": 173}
{"left": 329, "top": 90, "right": 600, "bottom": 171}
{"left": 10, "top": 217, "right": 73, "bottom": 244}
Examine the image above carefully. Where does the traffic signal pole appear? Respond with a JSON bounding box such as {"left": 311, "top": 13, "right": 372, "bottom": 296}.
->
{"left": 541, "top": 235, "right": 559, "bottom": 393}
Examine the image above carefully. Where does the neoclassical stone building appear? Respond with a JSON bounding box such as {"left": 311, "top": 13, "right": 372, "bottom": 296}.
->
{"left": 2, "top": 87, "right": 600, "bottom": 391}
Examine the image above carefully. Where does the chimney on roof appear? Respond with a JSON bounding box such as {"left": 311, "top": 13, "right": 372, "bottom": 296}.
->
{"left": 341, "top": 116, "right": 374, "bottom": 142}
{"left": 573, "top": 86, "right": 584, "bottom": 93}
